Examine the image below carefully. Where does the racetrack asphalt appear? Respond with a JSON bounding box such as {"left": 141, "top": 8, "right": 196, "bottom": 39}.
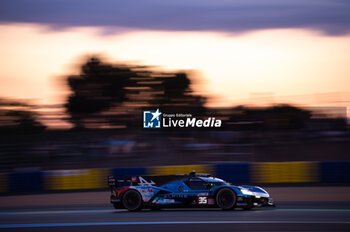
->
{"left": 1, "top": 204, "right": 350, "bottom": 232}
{"left": 1, "top": 187, "right": 350, "bottom": 232}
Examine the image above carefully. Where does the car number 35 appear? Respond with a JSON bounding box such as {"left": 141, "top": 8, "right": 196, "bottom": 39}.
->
{"left": 198, "top": 196, "right": 208, "bottom": 204}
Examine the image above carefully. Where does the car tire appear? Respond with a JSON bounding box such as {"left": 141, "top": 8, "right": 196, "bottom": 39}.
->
{"left": 216, "top": 188, "right": 237, "bottom": 210}
{"left": 122, "top": 190, "right": 143, "bottom": 211}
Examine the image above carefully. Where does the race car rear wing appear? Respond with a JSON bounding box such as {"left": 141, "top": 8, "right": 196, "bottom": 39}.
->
{"left": 108, "top": 176, "right": 132, "bottom": 188}
{"left": 108, "top": 176, "right": 116, "bottom": 187}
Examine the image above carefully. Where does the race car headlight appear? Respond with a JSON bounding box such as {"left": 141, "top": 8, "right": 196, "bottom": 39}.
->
{"left": 240, "top": 188, "right": 254, "bottom": 196}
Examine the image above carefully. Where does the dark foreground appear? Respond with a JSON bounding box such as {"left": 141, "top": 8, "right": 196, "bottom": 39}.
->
{"left": 1, "top": 202, "right": 350, "bottom": 232}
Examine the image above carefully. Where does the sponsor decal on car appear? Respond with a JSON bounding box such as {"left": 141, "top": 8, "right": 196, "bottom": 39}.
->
{"left": 197, "top": 193, "right": 208, "bottom": 196}
{"left": 138, "top": 176, "right": 156, "bottom": 186}
{"left": 153, "top": 199, "right": 175, "bottom": 204}
{"left": 165, "top": 194, "right": 188, "bottom": 198}
{"left": 129, "top": 186, "right": 154, "bottom": 202}
{"left": 116, "top": 186, "right": 130, "bottom": 196}
{"left": 198, "top": 196, "right": 208, "bottom": 205}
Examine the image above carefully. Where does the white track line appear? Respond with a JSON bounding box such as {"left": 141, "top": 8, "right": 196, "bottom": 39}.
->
{"left": 0, "top": 209, "right": 119, "bottom": 215}
{"left": 0, "top": 208, "right": 349, "bottom": 215}
{"left": 0, "top": 221, "right": 350, "bottom": 228}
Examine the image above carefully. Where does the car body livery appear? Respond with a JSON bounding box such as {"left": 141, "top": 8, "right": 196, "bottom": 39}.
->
{"left": 108, "top": 171, "right": 274, "bottom": 211}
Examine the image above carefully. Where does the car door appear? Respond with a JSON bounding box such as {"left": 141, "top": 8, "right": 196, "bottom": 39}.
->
{"left": 183, "top": 178, "right": 210, "bottom": 205}
{"left": 152, "top": 180, "right": 186, "bottom": 205}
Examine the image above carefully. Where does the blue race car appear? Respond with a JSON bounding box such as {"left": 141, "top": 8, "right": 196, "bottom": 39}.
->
{"left": 108, "top": 171, "right": 274, "bottom": 211}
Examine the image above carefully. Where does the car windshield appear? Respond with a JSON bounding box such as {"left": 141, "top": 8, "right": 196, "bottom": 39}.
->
{"left": 200, "top": 177, "right": 229, "bottom": 187}
{"left": 207, "top": 181, "right": 225, "bottom": 187}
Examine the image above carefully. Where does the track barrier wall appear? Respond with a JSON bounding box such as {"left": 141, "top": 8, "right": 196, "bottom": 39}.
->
{"left": 0, "top": 161, "right": 349, "bottom": 193}
{"left": 215, "top": 163, "right": 250, "bottom": 184}
{"left": 320, "top": 161, "right": 350, "bottom": 183}
{"left": 0, "top": 173, "right": 8, "bottom": 193}
{"left": 148, "top": 165, "right": 213, "bottom": 176}
{"left": 251, "top": 162, "right": 318, "bottom": 184}
{"left": 9, "top": 171, "right": 43, "bottom": 193}
{"left": 111, "top": 167, "right": 146, "bottom": 180}
{"left": 44, "top": 169, "right": 109, "bottom": 191}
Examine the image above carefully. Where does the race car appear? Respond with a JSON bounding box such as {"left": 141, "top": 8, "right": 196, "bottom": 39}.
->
{"left": 108, "top": 171, "right": 274, "bottom": 211}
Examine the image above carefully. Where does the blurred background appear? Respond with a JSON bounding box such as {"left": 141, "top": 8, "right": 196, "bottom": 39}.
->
{"left": 0, "top": 0, "right": 350, "bottom": 194}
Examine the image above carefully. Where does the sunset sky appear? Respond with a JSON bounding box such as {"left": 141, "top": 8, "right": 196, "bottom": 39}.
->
{"left": 0, "top": 0, "right": 349, "bottom": 109}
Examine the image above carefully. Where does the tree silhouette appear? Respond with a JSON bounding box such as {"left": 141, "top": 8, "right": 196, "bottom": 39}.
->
{"left": 148, "top": 72, "right": 206, "bottom": 114}
{"left": 228, "top": 104, "right": 311, "bottom": 130}
{"left": 65, "top": 57, "right": 207, "bottom": 129}
{"left": 66, "top": 58, "right": 139, "bottom": 128}
{"left": 0, "top": 98, "right": 46, "bottom": 132}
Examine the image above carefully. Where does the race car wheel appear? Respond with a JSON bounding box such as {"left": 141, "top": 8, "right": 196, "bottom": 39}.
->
{"left": 122, "top": 190, "right": 143, "bottom": 211}
{"left": 216, "top": 188, "right": 237, "bottom": 210}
